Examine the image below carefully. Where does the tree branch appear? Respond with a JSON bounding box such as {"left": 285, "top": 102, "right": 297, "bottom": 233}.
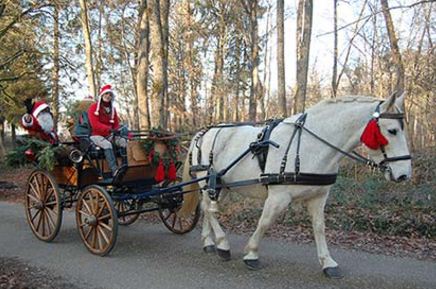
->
{"left": 317, "top": 0, "right": 434, "bottom": 37}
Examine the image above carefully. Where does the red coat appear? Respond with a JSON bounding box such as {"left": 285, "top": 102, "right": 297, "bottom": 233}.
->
{"left": 21, "top": 115, "right": 58, "bottom": 144}
{"left": 88, "top": 102, "right": 120, "bottom": 137}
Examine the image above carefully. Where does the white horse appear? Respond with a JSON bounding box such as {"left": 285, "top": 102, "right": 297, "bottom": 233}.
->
{"left": 183, "top": 92, "right": 411, "bottom": 278}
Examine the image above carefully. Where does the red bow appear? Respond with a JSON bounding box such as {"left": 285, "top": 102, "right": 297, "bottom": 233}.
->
{"left": 360, "top": 119, "right": 389, "bottom": 150}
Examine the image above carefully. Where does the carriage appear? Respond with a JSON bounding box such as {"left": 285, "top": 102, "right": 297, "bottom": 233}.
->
{"left": 24, "top": 91, "right": 412, "bottom": 278}
{"left": 24, "top": 130, "right": 201, "bottom": 256}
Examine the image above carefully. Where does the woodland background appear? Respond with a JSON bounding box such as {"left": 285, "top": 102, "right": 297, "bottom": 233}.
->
{"left": 0, "top": 0, "right": 434, "bottom": 261}
{"left": 0, "top": 0, "right": 434, "bottom": 152}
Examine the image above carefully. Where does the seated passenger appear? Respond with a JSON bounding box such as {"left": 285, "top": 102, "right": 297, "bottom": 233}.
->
{"left": 88, "top": 84, "right": 127, "bottom": 179}
{"left": 21, "top": 99, "right": 58, "bottom": 145}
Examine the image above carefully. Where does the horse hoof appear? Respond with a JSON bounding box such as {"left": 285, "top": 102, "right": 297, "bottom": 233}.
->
{"left": 244, "top": 259, "right": 261, "bottom": 270}
{"left": 323, "top": 267, "right": 344, "bottom": 279}
{"left": 217, "top": 248, "right": 231, "bottom": 261}
{"left": 203, "top": 245, "right": 216, "bottom": 254}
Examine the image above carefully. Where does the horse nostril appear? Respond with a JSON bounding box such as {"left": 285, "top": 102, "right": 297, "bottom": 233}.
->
{"left": 397, "top": 175, "right": 408, "bottom": 182}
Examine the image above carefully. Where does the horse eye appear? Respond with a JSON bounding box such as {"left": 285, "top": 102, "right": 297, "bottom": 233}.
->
{"left": 388, "top": 129, "right": 397, "bottom": 135}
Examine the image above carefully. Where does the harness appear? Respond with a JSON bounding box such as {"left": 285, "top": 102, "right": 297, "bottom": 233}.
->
{"left": 188, "top": 102, "right": 411, "bottom": 201}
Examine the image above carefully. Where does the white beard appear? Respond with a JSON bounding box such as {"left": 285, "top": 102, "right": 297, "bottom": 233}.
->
{"left": 37, "top": 112, "right": 54, "bottom": 133}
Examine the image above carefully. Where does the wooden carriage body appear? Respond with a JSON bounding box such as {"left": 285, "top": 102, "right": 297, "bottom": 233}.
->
{"left": 24, "top": 132, "right": 200, "bottom": 256}
{"left": 51, "top": 140, "right": 166, "bottom": 189}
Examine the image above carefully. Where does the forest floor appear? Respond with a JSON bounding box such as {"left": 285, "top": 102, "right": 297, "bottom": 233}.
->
{"left": 0, "top": 148, "right": 435, "bottom": 288}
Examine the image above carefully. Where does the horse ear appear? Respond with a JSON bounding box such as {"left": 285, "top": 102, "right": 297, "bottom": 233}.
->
{"left": 381, "top": 90, "right": 403, "bottom": 112}
{"left": 394, "top": 90, "right": 406, "bottom": 111}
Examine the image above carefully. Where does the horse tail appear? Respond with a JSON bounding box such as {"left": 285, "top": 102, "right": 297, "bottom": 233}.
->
{"left": 177, "top": 146, "right": 200, "bottom": 218}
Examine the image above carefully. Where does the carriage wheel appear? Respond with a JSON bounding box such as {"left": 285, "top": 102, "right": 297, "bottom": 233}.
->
{"left": 25, "top": 169, "right": 63, "bottom": 242}
{"left": 158, "top": 198, "right": 200, "bottom": 234}
{"left": 114, "top": 199, "right": 140, "bottom": 226}
{"left": 76, "top": 185, "right": 118, "bottom": 256}
{"left": 158, "top": 177, "right": 201, "bottom": 234}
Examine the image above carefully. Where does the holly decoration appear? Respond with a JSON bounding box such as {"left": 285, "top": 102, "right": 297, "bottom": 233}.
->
{"left": 142, "top": 128, "right": 180, "bottom": 182}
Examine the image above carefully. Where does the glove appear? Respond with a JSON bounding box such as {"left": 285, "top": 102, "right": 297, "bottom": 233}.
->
{"left": 23, "top": 113, "right": 32, "bottom": 123}
{"left": 110, "top": 129, "right": 120, "bottom": 135}
{"left": 23, "top": 98, "right": 34, "bottom": 114}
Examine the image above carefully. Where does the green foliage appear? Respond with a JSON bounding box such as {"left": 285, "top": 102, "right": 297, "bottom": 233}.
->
{"left": 0, "top": 1, "right": 48, "bottom": 123}
{"left": 5, "top": 137, "right": 60, "bottom": 171}
{"left": 141, "top": 128, "right": 181, "bottom": 167}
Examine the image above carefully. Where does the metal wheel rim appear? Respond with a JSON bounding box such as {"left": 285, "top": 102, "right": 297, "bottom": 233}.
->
{"left": 25, "top": 169, "right": 62, "bottom": 242}
{"left": 76, "top": 185, "right": 118, "bottom": 256}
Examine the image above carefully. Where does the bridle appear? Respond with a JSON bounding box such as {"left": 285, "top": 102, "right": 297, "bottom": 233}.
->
{"left": 369, "top": 102, "right": 412, "bottom": 172}
{"left": 282, "top": 101, "right": 412, "bottom": 175}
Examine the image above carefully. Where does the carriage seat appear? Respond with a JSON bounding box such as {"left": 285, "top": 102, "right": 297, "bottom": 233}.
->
{"left": 74, "top": 136, "right": 123, "bottom": 160}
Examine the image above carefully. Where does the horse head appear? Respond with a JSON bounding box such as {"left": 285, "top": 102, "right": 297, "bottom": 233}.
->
{"left": 362, "top": 91, "right": 412, "bottom": 182}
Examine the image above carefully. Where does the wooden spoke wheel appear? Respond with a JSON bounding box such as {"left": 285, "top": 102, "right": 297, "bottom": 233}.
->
{"left": 114, "top": 199, "right": 140, "bottom": 226}
{"left": 25, "top": 169, "right": 63, "bottom": 242}
{"left": 158, "top": 178, "right": 201, "bottom": 235}
{"left": 76, "top": 185, "right": 118, "bottom": 256}
{"left": 158, "top": 198, "right": 200, "bottom": 234}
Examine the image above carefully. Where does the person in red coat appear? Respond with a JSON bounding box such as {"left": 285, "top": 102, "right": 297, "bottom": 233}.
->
{"left": 88, "top": 84, "right": 127, "bottom": 180}
{"left": 21, "top": 100, "right": 58, "bottom": 145}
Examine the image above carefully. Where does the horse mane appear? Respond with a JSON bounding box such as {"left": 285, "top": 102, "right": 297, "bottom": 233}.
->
{"left": 306, "top": 95, "right": 382, "bottom": 112}
{"left": 321, "top": 95, "right": 381, "bottom": 105}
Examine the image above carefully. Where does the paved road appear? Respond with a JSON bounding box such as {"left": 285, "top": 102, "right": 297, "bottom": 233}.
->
{"left": 0, "top": 202, "right": 434, "bottom": 289}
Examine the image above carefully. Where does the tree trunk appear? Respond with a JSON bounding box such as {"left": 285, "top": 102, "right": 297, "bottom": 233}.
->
{"left": 0, "top": 116, "right": 5, "bottom": 157}
{"left": 51, "top": 1, "right": 60, "bottom": 129}
{"left": 214, "top": 14, "right": 225, "bottom": 123}
{"left": 331, "top": 0, "right": 338, "bottom": 98}
{"left": 233, "top": 35, "right": 241, "bottom": 122}
{"left": 149, "top": 0, "right": 167, "bottom": 129}
{"left": 184, "top": 0, "right": 198, "bottom": 127}
{"left": 11, "top": 123, "right": 16, "bottom": 148}
{"left": 136, "top": 0, "right": 151, "bottom": 130}
{"left": 380, "top": 0, "right": 405, "bottom": 93}
{"left": 248, "top": 1, "right": 259, "bottom": 122}
{"left": 294, "top": 0, "right": 313, "bottom": 113}
{"left": 277, "top": 0, "right": 287, "bottom": 116}
{"left": 79, "top": 0, "right": 97, "bottom": 98}
{"left": 160, "top": 0, "right": 170, "bottom": 127}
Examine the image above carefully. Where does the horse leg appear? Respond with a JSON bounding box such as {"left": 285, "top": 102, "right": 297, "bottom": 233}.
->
{"left": 202, "top": 192, "right": 231, "bottom": 261}
{"left": 306, "top": 194, "right": 343, "bottom": 279}
{"left": 243, "top": 192, "right": 291, "bottom": 270}
{"left": 201, "top": 192, "right": 215, "bottom": 253}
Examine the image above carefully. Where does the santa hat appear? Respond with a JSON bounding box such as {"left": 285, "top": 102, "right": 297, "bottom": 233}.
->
{"left": 94, "top": 84, "right": 115, "bottom": 123}
{"left": 32, "top": 101, "right": 50, "bottom": 118}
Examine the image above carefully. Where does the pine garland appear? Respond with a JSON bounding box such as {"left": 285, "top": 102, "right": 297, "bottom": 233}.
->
{"left": 5, "top": 137, "right": 62, "bottom": 171}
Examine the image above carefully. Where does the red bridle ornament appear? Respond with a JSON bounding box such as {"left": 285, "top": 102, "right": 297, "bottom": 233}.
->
{"left": 360, "top": 119, "right": 389, "bottom": 150}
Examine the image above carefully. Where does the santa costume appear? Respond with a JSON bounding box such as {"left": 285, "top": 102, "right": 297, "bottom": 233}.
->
{"left": 88, "top": 84, "right": 120, "bottom": 136}
{"left": 87, "top": 84, "right": 127, "bottom": 180}
{"left": 21, "top": 100, "right": 58, "bottom": 145}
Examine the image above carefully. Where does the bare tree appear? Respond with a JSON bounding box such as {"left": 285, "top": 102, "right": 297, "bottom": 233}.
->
{"left": 294, "top": 0, "right": 313, "bottom": 113}
{"left": 79, "top": 0, "right": 97, "bottom": 98}
{"left": 51, "top": 0, "right": 60, "bottom": 128}
{"left": 277, "top": 0, "right": 287, "bottom": 115}
{"left": 243, "top": 0, "right": 261, "bottom": 121}
{"left": 331, "top": 0, "right": 338, "bottom": 98}
{"left": 149, "top": 0, "right": 169, "bottom": 128}
{"left": 380, "top": 0, "right": 405, "bottom": 93}
{"left": 136, "top": 0, "right": 151, "bottom": 130}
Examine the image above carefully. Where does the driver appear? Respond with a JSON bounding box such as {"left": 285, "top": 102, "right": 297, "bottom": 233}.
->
{"left": 88, "top": 84, "right": 127, "bottom": 179}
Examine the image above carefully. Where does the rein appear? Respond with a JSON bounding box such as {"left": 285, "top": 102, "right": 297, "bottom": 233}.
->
{"left": 281, "top": 101, "right": 412, "bottom": 173}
